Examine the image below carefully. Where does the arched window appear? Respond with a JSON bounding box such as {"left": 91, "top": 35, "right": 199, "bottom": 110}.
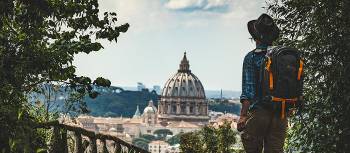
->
{"left": 181, "top": 103, "right": 186, "bottom": 114}
{"left": 172, "top": 105, "right": 177, "bottom": 114}
{"left": 189, "top": 106, "right": 194, "bottom": 114}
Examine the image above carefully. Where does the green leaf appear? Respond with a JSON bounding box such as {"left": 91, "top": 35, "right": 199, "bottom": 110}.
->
{"left": 36, "top": 148, "right": 47, "bottom": 153}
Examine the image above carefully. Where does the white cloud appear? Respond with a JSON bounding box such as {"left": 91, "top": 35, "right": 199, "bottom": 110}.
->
{"left": 97, "top": 0, "right": 265, "bottom": 32}
{"left": 205, "top": 0, "right": 231, "bottom": 9}
{"left": 98, "top": 0, "right": 173, "bottom": 32}
{"left": 165, "top": 0, "right": 204, "bottom": 10}
{"left": 165, "top": 0, "right": 232, "bottom": 12}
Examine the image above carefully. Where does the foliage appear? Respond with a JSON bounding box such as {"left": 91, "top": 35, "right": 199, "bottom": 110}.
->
{"left": 180, "top": 132, "right": 204, "bottom": 153}
{"left": 267, "top": 0, "right": 350, "bottom": 152}
{"left": 85, "top": 89, "right": 159, "bottom": 117}
{"left": 140, "top": 134, "right": 157, "bottom": 141}
{"left": 132, "top": 134, "right": 157, "bottom": 150}
{"left": 166, "top": 133, "right": 183, "bottom": 146}
{"left": 132, "top": 138, "right": 149, "bottom": 150}
{"left": 153, "top": 129, "right": 173, "bottom": 140}
{"left": 208, "top": 101, "right": 241, "bottom": 114}
{"left": 201, "top": 126, "right": 218, "bottom": 153}
{"left": 216, "top": 122, "right": 237, "bottom": 153}
{"left": 180, "top": 121, "right": 239, "bottom": 153}
{"left": 0, "top": 0, "right": 128, "bottom": 151}
{"left": 84, "top": 89, "right": 238, "bottom": 117}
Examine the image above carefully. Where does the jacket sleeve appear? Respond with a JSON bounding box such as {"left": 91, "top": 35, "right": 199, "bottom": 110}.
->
{"left": 240, "top": 53, "right": 256, "bottom": 103}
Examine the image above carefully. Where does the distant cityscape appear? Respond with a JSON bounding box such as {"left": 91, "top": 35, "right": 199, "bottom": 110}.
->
{"left": 63, "top": 53, "right": 243, "bottom": 152}
{"left": 121, "top": 83, "right": 241, "bottom": 99}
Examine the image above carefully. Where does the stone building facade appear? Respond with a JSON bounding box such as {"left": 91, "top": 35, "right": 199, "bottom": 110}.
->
{"left": 158, "top": 53, "right": 209, "bottom": 124}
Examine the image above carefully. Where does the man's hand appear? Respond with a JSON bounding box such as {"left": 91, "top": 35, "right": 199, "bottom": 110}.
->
{"left": 238, "top": 100, "right": 250, "bottom": 132}
{"left": 237, "top": 115, "right": 248, "bottom": 132}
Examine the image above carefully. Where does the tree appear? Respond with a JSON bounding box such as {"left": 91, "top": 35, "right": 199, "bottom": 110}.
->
{"left": 216, "top": 122, "right": 237, "bottom": 153}
{"left": 180, "top": 132, "right": 204, "bottom": 153}
{"left": 201, "top": 126, "right": 218, "bottom": 153}
{"left": 166, "top": 133, "right": 183, "bottom": 145}
{"left": 153, "top": 129, "right": 173, "bottom": 140}
{"left": 180, "top": 121, "right": 239, "bottom": 153}
{"left": 132, "top": 134, "right": 157, "bottom": 150}
{"left": 0, "top": 0, "right": 128, "bottom": 151}
{"left": 267, "top": 0, "right": 350, "bottom": 152}
{"left": 140, "top": 134, "right": 157, "bottom": 141}
{"left": 132, "top": 137, "right": 150, "bottom": 150}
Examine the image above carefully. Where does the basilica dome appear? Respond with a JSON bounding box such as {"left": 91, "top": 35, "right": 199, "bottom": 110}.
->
{"left": 158, "top": 52, "right": 209, "bottom": 124}
{"left": 161, "top": 53, "right": 205, "bottom": 99}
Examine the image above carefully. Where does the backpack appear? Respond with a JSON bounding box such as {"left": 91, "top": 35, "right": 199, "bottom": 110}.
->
{"left": 260, "top": 46, "right": 304, "bottom": 119}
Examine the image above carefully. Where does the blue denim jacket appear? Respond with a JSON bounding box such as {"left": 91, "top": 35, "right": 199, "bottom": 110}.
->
{"left": 240, "top": 44, "right": 268, "bottom": 109}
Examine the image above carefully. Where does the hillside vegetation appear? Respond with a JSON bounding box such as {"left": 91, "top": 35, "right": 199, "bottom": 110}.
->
{"left": 85, "top": 87, "right": 241, "bottom": 117}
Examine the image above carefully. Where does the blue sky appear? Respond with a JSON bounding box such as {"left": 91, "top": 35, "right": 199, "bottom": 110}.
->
{"left": 74, "top": 0, "right": 267, "bottom": 91}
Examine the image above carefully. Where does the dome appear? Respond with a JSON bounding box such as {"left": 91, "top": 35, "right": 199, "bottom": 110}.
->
{"left": 161, "top": 52, "right": 205, "bottom": 98}
{"left": 109, "top": 127, "right": 117, "bottom": 132}
{"left": 143, "top": 100, "right": 157, "bottom": 114}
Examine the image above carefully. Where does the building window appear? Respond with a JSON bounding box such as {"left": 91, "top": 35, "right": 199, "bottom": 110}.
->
{"left": 181, "top": 104, "right": 186, "bottom": 114}
{"left": 172, "top": 105, "right": 176, "bottom": 114}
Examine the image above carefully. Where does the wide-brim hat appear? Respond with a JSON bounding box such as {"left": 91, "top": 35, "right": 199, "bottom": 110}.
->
{"left": 248, "top": 13, "right": 280, "bottom": 44}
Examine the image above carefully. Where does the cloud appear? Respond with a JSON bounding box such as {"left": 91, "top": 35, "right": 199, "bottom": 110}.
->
{"left": 165, "top": 0, "right": 232, "bottom": 13}
{"left": 98, "top": 0, "right": 173, "bottom": 32}
{"left": 97, "top": 0, "right": 264, "bottom": 32}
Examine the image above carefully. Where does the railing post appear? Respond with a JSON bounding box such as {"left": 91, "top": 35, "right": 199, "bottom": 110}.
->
{"left": 101, "top": 139, "right": 109, "bottom": 153}
{"left": 129, "top": 148, "right": 135, "bottom": 153}
{"left": 61, "top": 129, "right": 68, "bottom": 153}
{"left": 82, "top": 139, "right": 90, "bottom": 152}
{"left": 51, "top": 126, "right": 61, "bottom": 153}
{"left": 114, "top": 143, "right": 122, "bottom": 153}
{"left": 74, "top": 131, "right": 83, "bottom": 153}
{"left": 89, "top": 136, "right": 97, "bottom": 153}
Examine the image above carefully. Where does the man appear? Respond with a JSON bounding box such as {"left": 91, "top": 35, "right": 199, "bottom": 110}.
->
{"left": 238, "top": 14, "right": 286, "bottom": 153}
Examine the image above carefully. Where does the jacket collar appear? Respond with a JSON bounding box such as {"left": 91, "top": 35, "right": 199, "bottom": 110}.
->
{"left": 255, "top": 44, "right": 268, "bottom": 52}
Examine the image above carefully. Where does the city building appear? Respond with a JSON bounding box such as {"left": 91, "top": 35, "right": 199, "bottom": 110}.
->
{"left": 209, "top": 112, "right": 239, "bottom": 129}
{"left": 165, "top": 144, "right": 180, "bottom": 153}
{"left": 158, "top": 52, "right": 209, "bottom": 124}
{"left": 148, "top": 140, "right": 170, "bottom": 153}
{"left": 75, "top": 53, "right": 230, "bottom": 145}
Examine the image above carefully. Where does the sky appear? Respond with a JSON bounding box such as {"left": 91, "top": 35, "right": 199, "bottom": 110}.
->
{"left": 73, "top": 0, "right": 267, "bottom": 91}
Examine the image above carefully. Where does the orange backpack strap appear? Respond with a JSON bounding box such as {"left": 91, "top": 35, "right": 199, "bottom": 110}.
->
{"left": 298, "top": 59, "right": 303, "bottom": 80}
{"left": 266, "top": 57, "right": 273, "bottom": 90}
{"left": 272, "top": 97, "right": 298, "bottom": 119}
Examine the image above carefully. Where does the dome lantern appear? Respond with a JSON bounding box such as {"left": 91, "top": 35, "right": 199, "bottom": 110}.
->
{"left": 178, "top": 52, "right": 191, "bottom": 73}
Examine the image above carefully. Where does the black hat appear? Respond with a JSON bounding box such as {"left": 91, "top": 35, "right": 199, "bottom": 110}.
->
{"left": 248, "top": 13, "right": 280, "bottom": 44}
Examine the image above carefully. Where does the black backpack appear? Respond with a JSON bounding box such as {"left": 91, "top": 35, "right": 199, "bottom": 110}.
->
{"left": 260, "top": 46, "right": 304, "bottom": 119}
